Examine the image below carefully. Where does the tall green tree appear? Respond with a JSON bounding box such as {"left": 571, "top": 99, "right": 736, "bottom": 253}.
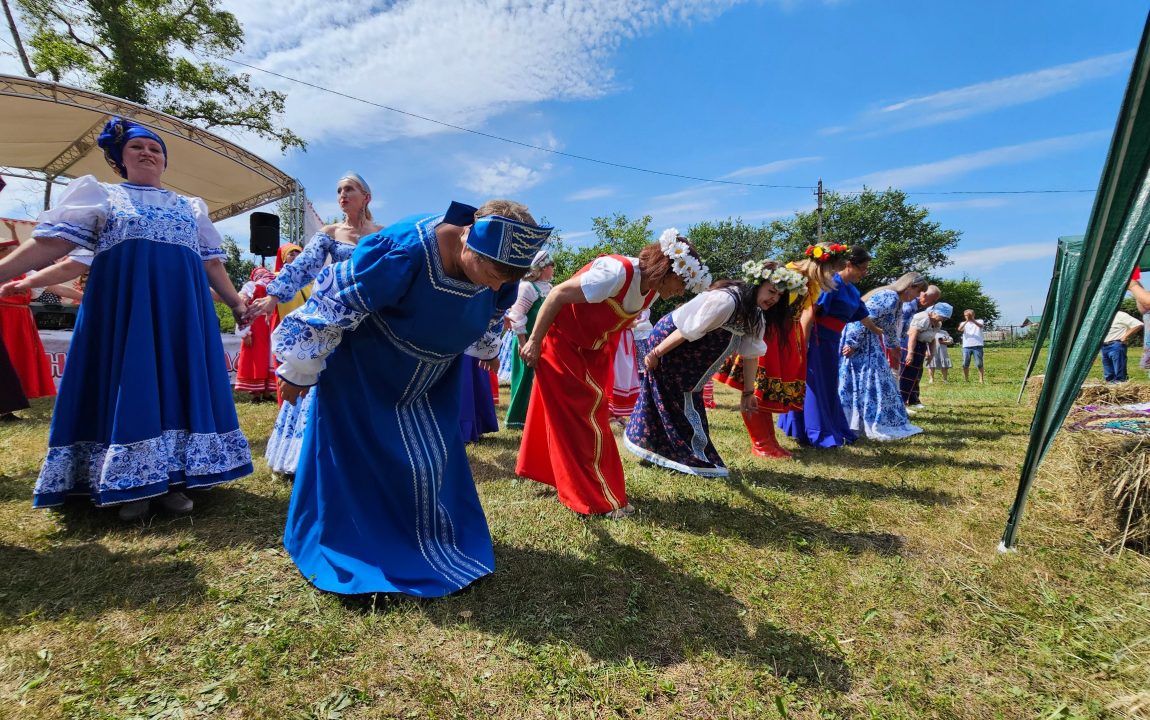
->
{"left": 550, "top": 213, "right": 654, "bottom": 282}
{"left": 769, "top": 188, "right": 961, "bottom": 293}
{"left": 933, "top": 276, "right": 1000, "bottom": 335}
{"left": 684, "top": 218, "right": 780, "bottom": 284}
{"left": 16, "top": 0, "right": 303, "bottom": 152}
{"left": 220, "top": 235, "right": 255, "bottom": 289}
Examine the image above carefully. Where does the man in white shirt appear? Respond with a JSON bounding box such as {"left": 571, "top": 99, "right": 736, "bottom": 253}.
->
{"left": 1100, "top": 310, "right": 1144, "bottom": 383}
{"left": 957, "top": 309, "right": 985, "bottom": 383}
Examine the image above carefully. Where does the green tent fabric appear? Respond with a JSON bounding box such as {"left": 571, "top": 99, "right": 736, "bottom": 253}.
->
{"left": 1016, "top": 236, "right": 1083, "bottom": 403}
{"left": 1002, "top": 13, "right": 1150, "bottom": 550}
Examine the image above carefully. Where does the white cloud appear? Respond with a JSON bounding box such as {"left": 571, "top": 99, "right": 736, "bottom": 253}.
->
{"left": 839, "top": 130, "right": 1109, "bottom": 190}
{"left": 220, "top": 0, "right": 748, "bottom": 149}
{"left": 458, "top": 158, "right": 552, "bottom": 196}
{"left": 944, "top": 241, "right": 1055, "bottom": 272}
{"left": 0, "top": 175, "right": 48, "bottom": 220}
{"left": 879, "top": 51, "right": 1134, "bottom": 129}
{"left": 566, "top": 186, "right": 615, "bottom": 202}
{"left": 824, "top": 50, "right": 1133, "bottom": 136}
{"left": 722, "top": 156, "right": 822, "bottom": 179}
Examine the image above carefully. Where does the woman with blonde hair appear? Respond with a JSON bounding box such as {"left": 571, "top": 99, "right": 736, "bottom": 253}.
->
{"left": 517, "top": 229, "right": 708, "bottom": 518}
{"left": 714, "top": 243, "right": 846, "bottom": 458}
{"left": 252, "top": 172, "right": 383, "bottom": 476}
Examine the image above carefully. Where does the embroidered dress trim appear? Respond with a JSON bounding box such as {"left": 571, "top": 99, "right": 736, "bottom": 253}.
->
{"left": 583, "top": 368, "right": 621, "bottom": 511}
{"left": 32, "top": 221, "right": 97, "bottom": 249}
{"left": 396, "top": 361, "right": 493, "bottom": 589}
{"left": 623, "top": 435, "right": 730, "bottom": 478}
{"left": 370, "top": 315, "right": 458, "bottom": 363}
{"left": 420, "top": 215, "right": 485, "bottom": 298}
{"left": 34, "top": 428, "right": 252, "bottom": 506}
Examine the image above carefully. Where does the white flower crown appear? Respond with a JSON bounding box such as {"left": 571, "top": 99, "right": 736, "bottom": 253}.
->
{"left": 741, "top": 260, "right": 808, "bottom": 296}
{"left": 658, "top": 228, "right": 712, "bottom": 293}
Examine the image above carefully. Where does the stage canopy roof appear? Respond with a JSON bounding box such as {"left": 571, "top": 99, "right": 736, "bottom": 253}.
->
{"left": 0, "top": 74, "right": 297, "bottom": 221}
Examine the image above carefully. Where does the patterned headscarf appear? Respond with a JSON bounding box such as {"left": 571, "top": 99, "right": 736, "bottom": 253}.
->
{"left": 275, "top": 243, "right": 303, "bottom": 273}
{"left": 96, "top": 117, "right": 168, "bottom": 179}
{"left": 251, "top": 267, "right": 275, "bottom": 285}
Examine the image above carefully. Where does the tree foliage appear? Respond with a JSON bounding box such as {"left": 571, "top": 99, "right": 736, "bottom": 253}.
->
{"left": 17, "top": 0, "right": 303, "bottom": 151}
{"left": 933, "top": 276, "right": 1000, "bottom": 335}
{"left": 768, "top": 188, "right": 961, "bottom": 293}
{"left": 220, "top": 235, "right": 255, "bottom": 290}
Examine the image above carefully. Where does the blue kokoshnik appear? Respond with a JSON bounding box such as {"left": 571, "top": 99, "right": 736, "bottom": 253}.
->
{"left": 97, "top": 117, "right": 168, "bottom": 178}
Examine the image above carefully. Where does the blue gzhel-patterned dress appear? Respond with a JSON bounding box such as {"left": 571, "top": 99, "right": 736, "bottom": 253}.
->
{"left": 838, "top": 290, "right": 923, "bottom": 441}
{"left": 30, "top": 176, "right": 252, "bottom": 507}
{"left": 273, "top": 212, "right": 511, "bottom": 597}
{"left": 263, "top": 232, "right": 356, "bottom": 474}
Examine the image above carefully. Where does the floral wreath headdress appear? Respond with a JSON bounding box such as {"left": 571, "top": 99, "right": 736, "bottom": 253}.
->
{"left": 742, "top": 259, "right": 808, "bottom": 306}
{"left": 658, "top": 228, "right": 711, "bottom": 293}
{"left": 804, "top": 243, "right": 849, "bottom": 263}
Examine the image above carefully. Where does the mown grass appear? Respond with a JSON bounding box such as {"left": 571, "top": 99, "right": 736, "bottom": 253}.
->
{"left": 1, "top": 347, "right": 1148, "bottom": 719}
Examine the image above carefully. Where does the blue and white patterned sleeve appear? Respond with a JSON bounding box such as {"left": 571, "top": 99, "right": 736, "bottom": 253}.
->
{"left": 266, "top": 232, "right": 335, "bottom": 302}
{"left": 867, "top": 290, "right": 901, "bottom": 347}
{"left": 31, "top": 175, "right": 108, "bottom": 251}
{"left": 188, "top": 196, "right": 225, "bottom": 261}
{"left": 272, "top": 230, "right": 420, "bottom": 387}
{"left": 841, "top": 320, "right": 865, "bottom": 350}
{"left": 464, "top": 282, "right": 518, "bottom": 360}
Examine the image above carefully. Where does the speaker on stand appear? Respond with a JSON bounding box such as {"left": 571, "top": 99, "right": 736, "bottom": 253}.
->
{"left": 249, "top": 212, "right": 280, "bottom": 266}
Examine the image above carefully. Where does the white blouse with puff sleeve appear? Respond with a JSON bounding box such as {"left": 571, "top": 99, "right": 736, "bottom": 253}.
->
{"left": 33, "top": 175, "right": 225, "bottom": 262}
{"left": 670, "top": 289, "right": 766, "bottom": 358}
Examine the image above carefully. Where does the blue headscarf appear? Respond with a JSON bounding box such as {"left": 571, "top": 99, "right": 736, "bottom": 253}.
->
{"left": 97, "top": 117, "right": 168, "bottom": 179}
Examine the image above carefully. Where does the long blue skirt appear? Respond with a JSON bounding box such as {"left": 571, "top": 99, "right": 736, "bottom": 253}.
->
{"left": 33, "top": 240, "right": 253, "bottom": 507}
{"left": 284, "top": 338, "right": 494, "bottom": 597}
{"left": 459, "top": 355, "right": 499, "bottom": 443}
{"left": 778, "top": 323, "right": 857, "bottom": 448}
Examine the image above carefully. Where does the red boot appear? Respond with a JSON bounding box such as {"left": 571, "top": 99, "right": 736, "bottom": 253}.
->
{"left": 742, "top": 410, "right": 792, "bottom": 459}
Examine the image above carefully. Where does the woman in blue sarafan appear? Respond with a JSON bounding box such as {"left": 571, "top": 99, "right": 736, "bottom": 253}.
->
{"left": 0, "top": 118, "right": 253, "bottom": 519}
{"left": 779, "top": 246, "right": 882, "bottom": 448}
{"left": 838, "top": 272, "right": 926, "bottom": 441}
{"left": 273, "top": 199, "right": 551, "bottom": 597}
{"left": 249, "top": 172, "right": 381, "bottom": 475}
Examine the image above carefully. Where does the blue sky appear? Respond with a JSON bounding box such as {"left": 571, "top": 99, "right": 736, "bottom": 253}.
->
{"left": 2, "top": 0, "right": 1145, "bottom": 323}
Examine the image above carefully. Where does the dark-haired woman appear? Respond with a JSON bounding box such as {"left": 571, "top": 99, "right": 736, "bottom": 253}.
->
{"left": 780, "top": 246, "right": 882, "bottom": 448}
{"left": 623, "top": 266, "right": 791, "bottom": 477}
{"left": 517, "top": 228, "right": 708, "bottom": 517}
{"left": 0, "top": 117, "right": 252, "bottom": 519}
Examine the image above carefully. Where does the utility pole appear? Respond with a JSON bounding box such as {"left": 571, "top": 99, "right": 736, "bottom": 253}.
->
{"left": 815, "top": 178, "right": 824, "bottom": 242}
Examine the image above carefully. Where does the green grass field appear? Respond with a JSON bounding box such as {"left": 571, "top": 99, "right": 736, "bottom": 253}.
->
{"left": 1, "top": 346, "right": 1147, "bottom": 719}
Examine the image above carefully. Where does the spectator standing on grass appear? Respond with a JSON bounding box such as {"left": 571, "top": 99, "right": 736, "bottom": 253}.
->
{"left": 1127, "top": 274, "right": 1150, "bottom": 376}
{"left": 1100, "top": 310, "right": 1143, "bottom": 384}
{"left": 957, "top": 309, "right": 986, "bottom": 383}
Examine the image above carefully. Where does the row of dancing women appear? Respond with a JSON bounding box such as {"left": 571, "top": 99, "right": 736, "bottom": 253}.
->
{"left": 0, "top": 116, "right": 940, "bottom": 599}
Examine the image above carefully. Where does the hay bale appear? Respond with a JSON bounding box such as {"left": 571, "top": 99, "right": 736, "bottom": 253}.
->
{"left": 1059, "top": 430, "right": 1150, "bottom": 553}
{"left": 1076, "top": 382, "right": 1150, "bottom": 406}
{"left": 1024, "top": 374, "right": 1044, "bottom": 405}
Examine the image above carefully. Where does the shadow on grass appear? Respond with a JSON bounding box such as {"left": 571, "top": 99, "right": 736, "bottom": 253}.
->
{"left": 634, "top": 492, "right": 903, "bottom": 556}
{"left": 730, "top": 467, "right": 954, "bottom": 506}
{"left": 38, "top": 483, "right": 289, "bottom": 551}
{"left": 419, "top": 529, "right": 852, "bottom": 690}
{"left": 791, "top": 448, "right": 1006, "bottom": 472}
{"left": 0, "top": 542, "right": 207, "bottom": 622}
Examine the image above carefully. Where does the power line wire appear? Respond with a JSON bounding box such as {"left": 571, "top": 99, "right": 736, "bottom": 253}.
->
{"left": 219, "top": 54, "right": 1099, "bottom": 198}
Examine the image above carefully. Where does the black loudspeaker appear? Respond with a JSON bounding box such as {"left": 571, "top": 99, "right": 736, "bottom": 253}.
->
{"left": 249, "top": 212, "right": 280, "bottom": 256}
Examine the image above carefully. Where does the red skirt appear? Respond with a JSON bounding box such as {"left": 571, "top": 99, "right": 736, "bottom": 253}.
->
{"left": 517, "top": 331, "right": 627, "bottom": 515}
{"left": 234, "top": 314, "right": 274, "bottom": 394}
{"left": 714, "top": 323, "right": 805, "bottom": 412}
{"left": 0, "top": 304, "right": 56, "bottom": 399}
